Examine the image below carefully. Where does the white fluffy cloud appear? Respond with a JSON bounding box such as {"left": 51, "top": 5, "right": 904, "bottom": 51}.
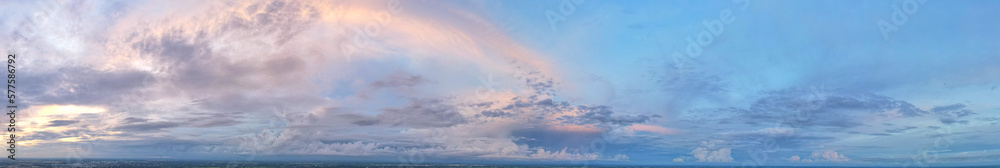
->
{"left": 812, "top": 150, "right": 851, "bottom": 162}
{"left": 683, "top": 140, "right": 734, "bottom": 163}
{"left": 610, "top": 154, "right": 630, "bottom": 161}
{"left": 528, "top": 148, "right": 599, "bottom": 161}
{"left": 691, "top": 147, "right": 733, "bottom": 162}
{"left": 788, "top": 155, "right": 802, "bottom": 162}
{"left": 788, "top": 150, "right": 851, "bottom": 163}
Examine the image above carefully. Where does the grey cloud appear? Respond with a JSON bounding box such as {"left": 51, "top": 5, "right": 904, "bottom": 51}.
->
{"left": 512, "top": 128, "right": 602, "bottom": 150}
{"left": 559, "top": 105, "right": 660, "bottom": 126}
{"left": 930, "top": 103, "right": 977, "bottom": 118}
{"left": 114, "top": 121, "right": 181, "bottom": 132}
{"left": 45, "top": 120, "right": 80, "bottom": 127}
{"left": 194, "top": 119, "right": 242, "bottom": 128}
{"left": 501, "top": 99, "right": 536, "bottom": 110}
{"left": 61, "top": 129, "right": 113, "bottom": 138}
{"left": 884, "top": 126, "right": 917, "bottom": 133}
{"left": 21, "top": 67, "right": 153, "bottom": 105}
{"left": 332, "top": 110, "right": 379, "bottom": 126}
{"left": 359, "top": 71, "right": 428, "bottom": 99}
{"left": 677, "top": 87, "right": 976, "bottom": 151}
{"left": 955, "top": 110, "right": 976, "bottom": 117}
{"left": 939, "top": 118, "right": 969, "bottom": 125}
{"left": 535, "top": 99, "right": 555, "bottom": 107}
{"left": 978, "top": 117, "right": 1000, "bottom": 124}
{"left": 108, "top": 138, "right": 225, "bottom": 156}
{"left": 124, "top": 117, "right": 148, "bottom": 123}
{"left": 484, "top": 96, "right": 657, "bottom": 127}
{"left": 305, "top": 107, "right": 379, "bottom": 127}
{"left": 931, "top": 104, "right": 966, "bottom": 113}
{"left": 23, "top": 131, "right": 64, "bottom": 141}
{"left": 24, "top": 128, "right": 119, "bottom": 142}
{"left": 479, "top": 109, "right": 515, "bottom": 118}
{"left": 731, "top": 88, "right": 929, "bottom": 129}
{"left": 351, "top": 119, "right": 379, "bottom": 126}
{"left": 301, "top": 99, "right": 468, "bottom": 128}
{"left": 481, "top": 95, "right": 658, "bottom": 127}
{"left": 378, "top": 99, "right": 467, "bottom": 128}
{"left": 370, "top": 72, "right": 425, "bottom": 89}
{"left": 525, "top": 77, "right": 555, "bottom": 96}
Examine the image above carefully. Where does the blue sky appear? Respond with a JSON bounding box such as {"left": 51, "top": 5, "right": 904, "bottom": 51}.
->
{"left": 2, "top": 0, "right": 999, "bottom": 166}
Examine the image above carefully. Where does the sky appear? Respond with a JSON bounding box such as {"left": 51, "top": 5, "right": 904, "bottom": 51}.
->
{"left": 1, "top": 0, "right": 999, "bottom": 166}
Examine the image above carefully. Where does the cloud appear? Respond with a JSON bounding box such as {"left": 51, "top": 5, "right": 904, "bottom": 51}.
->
{"left": 940, "top": 118, "right": 969, "bottom": 125}
{"left": 678, "top": 140, "right": 734, "bottom": 163}
{"left": 691, "top": 147, "right": 733, "bottom": 163}
{"left": 559, "top": 105, "right": 660, "bottom": 126}
{"left": 789, "top": 150, "right": 850, "bottom": 163}
{"left": 479, "top": 109, "right": 515, "bottom": 118}
{"left": 629, "top": 124, "right": 679, "bottom": 135}
{"left": 810, "top": 150, "right": 851, "bottom": 162}
{"left": 124, "top": 117, "right": 149, "bottom": 124}
{"left": 788, "top": 155, "right": 803, "bottom": 162}
{"left": 528, "top": 148, "right": 599, "bottom": 161}
{"left": 674, "top": 86, "right": 982, "bottom": 153}
{"left": 377, "top": 99, "right": 467, "bottom": 128}
{"left": 359, "top": 71, "right": 428, "bottom": 99}
{"left": 885, "top": 126, "right": 918, "bottom": 133}
{"left": 370, "top": 71, "right": 426, "bottom": 89}
{"left": 290, "top": 141, "right": 387, "bottom": 156}
{"left": 720, "top": 127, "right": 795, "bottom": 137}
{"left": 931, "top": 104, "right": 977, "bottom": 118}
{"left": 193, "top": 119, "right": 242, "bottom": 128}
{"left": 45, "top": 120, "right": 80, "bottom": 127}
{"left": 113, "top": 121, "right": 181, "bottom": 132}
{"left": 732, "top": 88, "right": 929, "bottom": 128}
{"left": 22, "top": 131, "right": 65, "bottom": 141}
{"left": 610, "top": 154, "right": 630, "bottom": 161}
{"left": 20, "top": 68, "right": 153, "bottom": 106}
